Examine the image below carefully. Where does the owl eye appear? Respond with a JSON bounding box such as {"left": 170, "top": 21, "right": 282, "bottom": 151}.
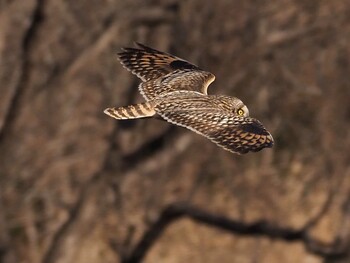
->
{"left": 237, "top": 108, "right": 244, "bottom": 116}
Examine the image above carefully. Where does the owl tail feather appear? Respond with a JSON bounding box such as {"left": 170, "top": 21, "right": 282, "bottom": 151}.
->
{"left": 104, "top": 102, "right": 156, "bottom": 120}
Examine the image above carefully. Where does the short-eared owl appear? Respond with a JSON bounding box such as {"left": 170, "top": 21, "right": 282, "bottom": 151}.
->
{"left": 104, "top": 43, "right": 273, "bottom": 154}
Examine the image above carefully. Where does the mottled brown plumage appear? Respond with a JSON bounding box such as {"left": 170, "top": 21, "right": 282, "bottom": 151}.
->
{"left": 104, "top": 43, "right": 273, "bottom": 154}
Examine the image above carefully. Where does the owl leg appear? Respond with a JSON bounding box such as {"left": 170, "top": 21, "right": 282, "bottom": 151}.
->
{"left": 104, "top": 102, "right": 155, "bottom": 120}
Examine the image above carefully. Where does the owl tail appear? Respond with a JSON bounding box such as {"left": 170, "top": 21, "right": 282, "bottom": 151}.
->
{"left": 104, "top": 102, "right": 156, "bottom": 120}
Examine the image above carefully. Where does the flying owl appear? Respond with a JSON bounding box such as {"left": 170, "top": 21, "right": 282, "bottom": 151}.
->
{"left": 104, "top": 43, "right": 273, "bottom": 154}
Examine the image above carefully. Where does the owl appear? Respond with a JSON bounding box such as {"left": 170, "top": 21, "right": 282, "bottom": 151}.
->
{"left": 104, "top": 43, "right": 273, "bottom": 154}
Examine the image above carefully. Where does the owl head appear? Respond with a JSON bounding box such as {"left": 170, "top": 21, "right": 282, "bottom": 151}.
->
{"left": 218, "top": 96, "right": 250, "bottom": 118}
{"left": 235, "top": 103, "right": 249, "bottom": 118}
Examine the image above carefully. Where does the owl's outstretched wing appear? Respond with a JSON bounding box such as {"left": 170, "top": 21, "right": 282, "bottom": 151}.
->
{"left": 156, "top": 107, "right": 273, "bottom": 154}
{"left": 118, "top": 43, "right": 198, "bottom": 81}
{"left": 118, "top": 43, "right": 215, "bottom": 100}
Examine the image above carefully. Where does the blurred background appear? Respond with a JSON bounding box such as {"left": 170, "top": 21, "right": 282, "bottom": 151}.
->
{"left": 0, "top": 0, "right": 350, "bottom": 262}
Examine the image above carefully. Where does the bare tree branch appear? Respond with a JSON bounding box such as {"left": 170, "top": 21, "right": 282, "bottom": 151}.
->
{"left": 42, "top": 124, "right": 120, "bottom": 263}
{"left": 0, "top": 0, "right": 45, "bottom": 142}
{"left": 122, "top": 202, "right": 349, "bottom": 263}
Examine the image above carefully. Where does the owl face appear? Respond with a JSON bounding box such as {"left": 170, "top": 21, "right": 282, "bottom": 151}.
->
{"left": 213, "top": 95, "right": 250, "bottom": 118}
{"left": 235, "top": 104, "right": 249, "bottom": 117}
{"left": 228, "top": 97, "right": 249, "bottom": 118}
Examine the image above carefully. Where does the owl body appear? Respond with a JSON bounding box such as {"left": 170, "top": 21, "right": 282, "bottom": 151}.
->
{"left": 104, "top": 43, "right": 273, "bottom": 154}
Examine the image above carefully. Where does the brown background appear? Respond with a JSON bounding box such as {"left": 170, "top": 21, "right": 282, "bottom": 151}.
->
{"left": 0, "top": 0, "right": 350, "bottom": 262}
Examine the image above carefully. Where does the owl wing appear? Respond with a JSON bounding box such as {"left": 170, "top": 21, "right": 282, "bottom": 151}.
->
{"left": 156, "top": 107, "right": 273, "bottom": 154}
{"left": 118, "top": 43, "right": 215, "bottom": 100}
